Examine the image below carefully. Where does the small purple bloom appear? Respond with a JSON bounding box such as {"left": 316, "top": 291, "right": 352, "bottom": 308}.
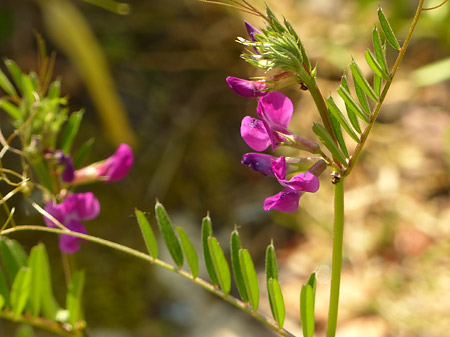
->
{"left": 240, "top": 116, "right": 271, "bottom": 151}
{"left": 264, "top": 188, "right": 302, "bottom": 213}
{"left": 241, "top": 153, "right": 277, "bottom": 177}
{"left": 44, "top": 192, "right": 100, "bottom": 253}
{"left": 73, "top": 143, "right": 133, "bottom": 184}
{"left": 245, "top": 21, "right": 261, "bottom": 42}
{"left": 226, "top": 77, "right": 268, "bottom": 98}
{"left": 54, "top": 151, "right": 75, "bottom": 182}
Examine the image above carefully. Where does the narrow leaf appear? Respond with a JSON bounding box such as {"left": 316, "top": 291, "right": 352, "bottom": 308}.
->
{"left": 312, "top": 123, "right": 348, "bottom": 166}
{"left": 268, "top": 278, "right": 286, "bottom": 329}
{"left": 374, "top": 74, "right": 382, "bottom": 97}
{"left": 177, "top": 227, "right": 199, "bottom": 278}
{"left": 300, "top": 283, "right": 315, "bottom": 337}
{"left": 341, "top": 76, "right": 361, "bottom": 133}
{"left": 66, "top": 270, "right": 85, "bottom": 326}
{"left": 0, "top": 268, "right": 10, "bottom": 308}
{"left": 325, "top": 97, "right": 360, "bottom": 143}
{"left": 4, "top": 59, "right": 23, "bottom": 92}
{"left": 73, "top": 138, "right": 94, "bottom": 169}
{"left": 48, "top": 80, "right": 61, "bottom": 100}
{"left": 372, "top": 27, "right": 389, "bottom": 74}
{"left": 378, "top": 7, "right": 401, "bottom": 50}
{"left": 350, "top": 61, "right": 378, "bottom": 102}
{"left": 0, "top": 69, "right": 17, "bottom": 96}
{"left": 155, "top": 202, "right": 183, "bottom": 267}
{"left": 201, "top": 214, "right": 218, "bottom": 286}
{"left": 10, "top": 267, "right": 32, "bottom": 317}
{"left": 336, "top": 85, "right": 370, "bottom": 123}
{"left": 353, "top": 78, "right": 371, "bottom": 116}
{"left": 239, "top": 249, "right": 259, "bottom": 312}
{"left": 135, "top": 209, "right": 158, "bottom": 259}
{"left": 60, "top": 110, "right": 84, "bottom": 154}
{"left": 230, "top": 230, "right": 248, "bottom": 302}
{"left": 0, "top": 100, "right": 22, "bottom": 120}
{"left": 28, "top": 245, "right": 45, "bottom": 317}
{"left": 208, "top": 237, "right": 231, "bottom": 295}
{"left": 0, "top": 237, "right": 27, "bottom": 284}
{"left": 35, "top": 245, "right": 59, "bottom": 320}
{"left": 265, "top": 243, "right": 279, "bottom": 322}
{"left": 21, "top": 75, "right": 36, "bottom": 107}
{"left": 329, "top": 114, "right": 349, "bottom": 158}
{"left": 365, "top": 49, "right": 390, "bottom": 80}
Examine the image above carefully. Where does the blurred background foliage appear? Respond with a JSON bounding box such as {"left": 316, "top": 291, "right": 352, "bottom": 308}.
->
{"left": 0, "top": 0, "right": 449, "bottom": 336}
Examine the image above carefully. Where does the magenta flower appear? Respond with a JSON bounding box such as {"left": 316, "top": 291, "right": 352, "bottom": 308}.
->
{"left": 73, "top": 143, "right": 133, "bottom": 184}
{"left": 44, "top": 192, "right": 100, "bottom": 253}
{"left": 241, "top": 153, "right": 278, "bottom": 177}
{"left": 240, "top": 116, "right": 271, "bottom": 151}
{"left": 226, "top": 77, "right": 268, "bottom": 98}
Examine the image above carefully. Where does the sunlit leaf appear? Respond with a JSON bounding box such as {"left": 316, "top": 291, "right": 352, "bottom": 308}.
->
{"left": 378, "top": 7, "right": 401, "bottom": 50}
{"left": 265, "top": 243, "right": 279, "bottom": 321}
{"left": 312, "top": 123, "right": 348, "bottom": 165}
{"left": 0, "top": 68, "right": 17, "bottom": 96}
{"left": 300, "top": 273, "right": 317, "bottom": 337}
{"left": 66, "top": 270, "right": 85, "bottom": 326}
{"left": 341, "top": 75, "right": 361, "bottom": 133}
{"left": 135, "top": 209, "right": 158, "bottom": 259}
{"left": 4, "top": 59, "right": 23, "bottom": 92}
{"left": 177, "top": 227, "right": 199, "bottom": 279}
{"left": 329, "top": 114, "right": 349, "bottom": 158}
{"left": 10, "top": 267, "right": 31, "bottom": 317}
{"left": 326, "top": 97, "right": 360, "bottom": 143}
{"left": 336, "top": 85, "right": 370, "bottom": 123}
{"left": 61, "top": 110, "right": 84, "bottom": 154}
{"left": 365, "top": 49, "right": 390, "bottom": 80}
{"left": 374, "top": 74, "right": 382, "bottom": 97}
{"left": 208, "top": 237, "right": 231, "bottom": 295}
{"left": 353, "top": 77, "right": 370, "bottom": 115}
{"left": 0, "top": 100, "right": 21, "bottom": 120}
{"left": 372, "top": 27, "right": 389, "bottom": 75}
{"left": 155, "top": 201, "right": 183, "bottom": 267}
{"left": 239, "top": 249, "right": 259, "bottom": 312}
{"left": 201, "top": 214, "right": 218, "bottom": 286}
{"left": 230, "top": 230, "right": 248, "bottom": 303}
{"left": 268, "top": 278, "right": 285, "bottom": 329}
{"left": 350, "top": 61, "right": 378, "bottom": 102}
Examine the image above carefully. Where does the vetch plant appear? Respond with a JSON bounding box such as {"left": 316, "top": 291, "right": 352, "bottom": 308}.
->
{"left": 0, "top": 0, "right": 447, "bottom": 336}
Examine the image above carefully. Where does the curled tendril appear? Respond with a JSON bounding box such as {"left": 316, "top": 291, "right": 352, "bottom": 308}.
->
{"left": 422, "top": 0, "right": 448, "bottom": 10}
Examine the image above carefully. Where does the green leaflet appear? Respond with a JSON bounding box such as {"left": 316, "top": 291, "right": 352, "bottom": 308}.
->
{"left": 265, "top": 243, "right": 279, "bottom": 323}
{"left": 10, "top": 267, "right": 31, "bottom": 318}
{"left": 350, "top": 61, "right": 378, "bottom": 102}
{"left": 0, "top": 68, "right": 17, "bottom": 96}
{"left": 378, "top": 7, "right": 401, "bottom": 50}
{"left": 177, "top": 227, "right": 199, "bottom": 279}
{"left": 48, "top": 80, "right": 61, "bottom": 100}
{"left": 60, "top": 110, "right": 84, "bottom": 154}
{"left": 239, "top": 249, "right": 259, "bottom": 312}
{"left": 329, "top": 113, "right": 349, "bottom": 158}
{"left": 208, "top": 237, "right": 231, "bottom": 296}
{"left": 66, "top": 270, "right": 85, "bottom": 327}
{"left": 336, "top": 85, "right": 370, "bottom": 123}
{"left": 135, "top": 209, "right": 158, "bottom": 259}
{"left": 0, "top": 100, "right": 22, "bottom": 120}
{"left": 201, "top": 214, "right": 218, "bottom": 286}
{"left": 268, "top": 278, "right": 285, "bottom": 329}
{"left": 27, "top": 245, "right": 45, "bottom": 317}
{"left": 325, "top": 97, "right": 360, "bottom": 143}
{"left": 155, "top": 202, "right": 183, "bottom": 268}
{"left": 365, "top": 49, "right": 390, "bottom": 81}
{"left": 374, "top": 74, "right": 382, "bottom": 97}
{"left": 230, "top": 230, "right": 248, "bottom": 303}
{"left": 372, "top": 27, "right": 389, "bottom": 75}
{"left": 21, "top": 75, "right": 36, "bottom": 108}
{"left": 340, "top": 75, "right": 361, "bottom": 133}
{"left": 300, "top": 273, "right": 317, "bottom": 337}
{"left": 0, "top": 268, "right": 9, "bottom": 308}
{"left": 73, "top": 138, "right": 94, "bottom": 169}
{"left": 312, "top": 123, "right": 347, "bottom": 166}
{"left": 4, "top": 59, "right": 23, "bottom": 92}
{"left": 0, "top": 237, "right": 27, "bottom": 283}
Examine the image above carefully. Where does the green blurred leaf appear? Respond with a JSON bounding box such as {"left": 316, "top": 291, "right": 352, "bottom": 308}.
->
{"left": 0, "top": 68, "right": 17, "bottom": 96}
{"left": 48, "top": 80, "right": 61, "bottom": 100}
{"left": 265, "top": 243, "right": 279, "bottom": 321}
{"left": 0, "top": 100, "right": 21, "bottom": 120}
{"left": 21, "top": 75, "right": 36, "bottom": 108}
{"left": 73, "top": 137, "right": 95, "bottom": 169}
{"left": 177, "top": 227, "right": 199, "bottom": 279}
{"left": 350, "top": 61, "right": 378, "bottom": 102}
{"left": 28, "top": 245, "right": 45, "bottom": 317}
{"left": 0, "top": 237, "right": 27, "bottom": 284}
{"left": 372, "top": 27, "right": 389, "bottom": 75}
{"left": 365, "top": 49, "right": 390, "bottom": 80}
{"left": 326, "top": 97, "right": 360, "bottom": 143}
{"left": 4, "top": 59, "right": 23, "bottom": 92}
{"left": 0, "top": 268, "right": 9, "bottom": 308}
{"left": 239, "top": 249, "right": 259, "bottom": 312}
{"left": 230, "top": 230, "right": 248, "bottom": 303}
{"left": 378, "top": 7, "right": 401, "bottom": 50}
{"left": 337, "top": 85, "right": 370, "bottom": 123}
{"left": 66, "top": 270, "right": 85, "bottom": 326}
{"left": 207, "top": 237, "right": 231, "bottom": 296}
{"left": 60, "top": 110, "right": 84, "bottom": 154}
{"left": 15, "top": 324, "right": 34, "bottom": 337}
{"left": 312, "top": 123, "right": 348, "bottom": 165}
{"left": 329, "top": 113, "right": 349, "bottom": 158}
{"left": 135, "top": 209, "right": 158, "bottom": 259}
{"left": 300, "top": 272, "right": 316, "bottom": 337}
{"left": 341, "top": 75, "right": 361, "bottom": 133}
{"left": 0, "top": 295, "right": 4, "bottom": 310}
{"left": 410, "top": 56, "right": 450, "bottom": 87}
{"left": 155, "top": 202, "right": 183, "bottom": 267}
{"left": 268, "top": 278, "right": 285, "bottom": 329}
{"left": 201, "top": 214, "right": 218, "bottom": 286}
{"left": 10, "top": 267, "right": 31, "bottom": 317}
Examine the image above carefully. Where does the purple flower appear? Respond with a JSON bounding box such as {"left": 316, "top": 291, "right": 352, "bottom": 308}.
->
{"left": 241, "top": 153, "right": 277, "bottom": 177}
{"left": 240, "top": 116, "right": 271, "bottom": 151}
{"left": 44, "top": 192, "right": 100, "bottom": 253}
{"left": 73, "top": 143, "right": 133, "bottom": 184}
{"left": 226, "top": 77, "right": 268, "bottom": 98}
{"left": 245, "top": 21, "right": 261, "bottom": 42}
{"left": 53, "top": 151, "right": 75, "bottom": 183}
{"left": 263, "top": 188, "right": 303, "bottom": 213}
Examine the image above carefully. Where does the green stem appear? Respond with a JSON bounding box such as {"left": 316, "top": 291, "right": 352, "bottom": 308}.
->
{"left": 326, "top": 178, "right": 345, "bottom": 337}
{"left": 344, "top": 0, "right": 425, "bottom": 177}
{"left": 1, "top": 225, "right": 296, "bottom": 337}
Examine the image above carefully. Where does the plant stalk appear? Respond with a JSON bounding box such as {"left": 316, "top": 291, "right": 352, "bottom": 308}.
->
{"left": 326, "top": 178, "right": 345, "bottom": 337}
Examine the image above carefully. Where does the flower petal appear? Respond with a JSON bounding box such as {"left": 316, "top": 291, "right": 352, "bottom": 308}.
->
{"left": 98, "top": 143, "right": 134, "bottom": 182}
{"left": 257, "top": 91, "right": 293, "bottom": 128}
{"left": 59, "top": 220, "right": 87, "bottom": 254}
{"left": 263, "top": 188, "right": 302, "bottom": 213}
{"left": 43, "top": 201, "right": 65, "bottom": 228}
{"left": 226, "top": 77, "right": 267, "bottom": 98}
{"left": 241, "top": 153, "right": 277, "bottom": 177}
{"left": 245, "top": 21, "right": 261, "bottom": 42}
{"left": 271, "top": 156, "right": 287, "bottom": 180}
{"left": 64, "top": 192, "right": 100, "bottom": 220}
{"left": 240, "top": 116, "right": 270, "bottom": 151}
{"left": 278, "top": 172, "right": 320, "bottom": 193}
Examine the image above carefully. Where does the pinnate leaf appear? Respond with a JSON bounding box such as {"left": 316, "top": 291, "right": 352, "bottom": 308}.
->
{"left": 350, "top": 61, "right": 378, "bottom": 102}
{"left": 312, "top": 123, "right": 348, "bottom": 165}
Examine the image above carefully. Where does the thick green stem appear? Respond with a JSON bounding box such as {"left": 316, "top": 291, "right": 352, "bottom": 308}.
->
{"left": 326, "top": 178, "right": 345, "bottom": 337}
